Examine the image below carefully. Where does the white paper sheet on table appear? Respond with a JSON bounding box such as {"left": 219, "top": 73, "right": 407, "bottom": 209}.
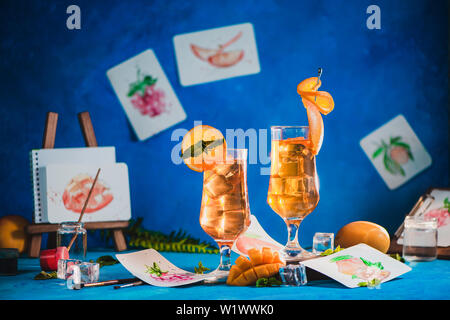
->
{"left": 116, "top": 249, "right": 215, "bottom": 287}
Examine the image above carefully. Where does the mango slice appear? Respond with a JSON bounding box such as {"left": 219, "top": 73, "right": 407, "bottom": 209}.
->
{"left": 226, "top": 247, "right": 285, "bottom": 286}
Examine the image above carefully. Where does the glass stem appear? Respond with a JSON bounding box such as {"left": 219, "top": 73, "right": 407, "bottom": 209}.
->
{"left": 285, "top": 219, "right": 302, "bottom": 250}
{"left": 218, "top": 244, "right": 231, "bottom": 271}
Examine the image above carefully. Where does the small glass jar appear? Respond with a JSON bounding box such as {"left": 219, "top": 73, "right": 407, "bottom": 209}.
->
{"left": 57, "top": 222, "right": 87, "bottom": 260}
{"left": 402, "top": 216, "right": 437, "bottom": 262}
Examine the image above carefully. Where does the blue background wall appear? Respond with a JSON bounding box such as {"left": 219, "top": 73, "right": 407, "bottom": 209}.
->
{"left": 0, "top": 0, "right": 448, "bottom": 249}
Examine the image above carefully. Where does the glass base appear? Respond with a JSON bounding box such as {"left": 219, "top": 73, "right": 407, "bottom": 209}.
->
{"left": 281, "top": 246, "right": 316, "bottom": 263}
{"left": 203, "top": 269, "right": 229, "bottom": 284}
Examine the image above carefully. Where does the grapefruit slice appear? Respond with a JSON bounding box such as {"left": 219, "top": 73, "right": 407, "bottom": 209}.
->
{"left": 190, "top": 44, "right": 218, "bottom": 61}
{"left": 208, "top": 50, "right": 244, "bottom": 68}
{"left": 181, "top": 125, "right": 226, "bottom": 172}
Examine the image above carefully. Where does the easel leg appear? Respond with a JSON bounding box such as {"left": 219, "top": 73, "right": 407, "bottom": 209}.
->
{"left": 112, "top": 230, "right": 127, "bottom": 252}
{"left": 28, "top": 234, "right": 42, "bottom": 258}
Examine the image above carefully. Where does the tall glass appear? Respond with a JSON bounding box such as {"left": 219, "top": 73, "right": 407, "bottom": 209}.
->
{"left": 200, "top": 148, "right": 251, "bottom": 281}
{"left": 267, "top": 126, "right": 319, "bottom": 261}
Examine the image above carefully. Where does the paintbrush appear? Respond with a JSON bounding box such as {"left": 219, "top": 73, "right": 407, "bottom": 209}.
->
{"left": 67, "top": 168, "right": 101, "bottom": 252}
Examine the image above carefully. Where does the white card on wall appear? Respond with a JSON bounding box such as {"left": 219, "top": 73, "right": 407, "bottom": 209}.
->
{"left": 360, "top": 114, "right": 432, "bottom": 190}
{"left": 173, "top": 23, "right": 260, "bottom": 86}
{"left": 107, "top": 49, "right": 186, "bottom": 141}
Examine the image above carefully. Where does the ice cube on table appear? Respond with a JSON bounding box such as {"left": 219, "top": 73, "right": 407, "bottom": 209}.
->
{"left": 204, "top": 174, "right": 233, "bottom": 198}
{"left": 279, "top": 264, "right": 307, "bottom": 286}
{"left": 66, "top": 262, "right": 99, "bottom": 289}
{"left": 57, "top": 258, "right": 82, "bottom": 280}
{"left": 312, "top": 232, "right": 334, "bottom": 254}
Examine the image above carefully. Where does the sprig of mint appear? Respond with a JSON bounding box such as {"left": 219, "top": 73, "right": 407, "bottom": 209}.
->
{"left": 194, "top": 261, "right": 210, "bottom": 274}
{"left": 145, "top": 262, "right": 167, "bottom": 277}
{"left": 358, "top": 278, "right": 381, "bottom": 287}
{"left": 180, "top": 138, "right": 225, "bottom": 160}
{"left": 389, "top": 253, "right": 405, "bottom": 263}
{"left": 320, "top": 245, "right": 343, "bottom": 256}
{"left": 34, "top": 271, "right": 57, "bottom": 280}
{"left": 256, "top": 277, "right": 282, "bottom": 287}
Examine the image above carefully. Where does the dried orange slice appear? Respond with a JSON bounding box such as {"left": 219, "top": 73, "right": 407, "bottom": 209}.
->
{"left": 181, "top": 125, "right": 226, "bottom": 172}
{"left": 297, "top": 72, "right": 334, "bottom": 155}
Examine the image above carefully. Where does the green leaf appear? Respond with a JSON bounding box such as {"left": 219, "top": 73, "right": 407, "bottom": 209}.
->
{"left": 194, "top": 261, "right": 210, "bottom": 274}
{"left": 180, "top": 138, "right": 225, "bottom": 160}
{"left": 319, "top": 245, "right": 343, "bottom": 256}
{"left": 372, "top": 146, "right": 385, "bottom": 159}
{"left": 127, "top": 74, "right": 157, "bottom": 97}
{"left": 359, "top": 257, "right": 384, "bottom": 270}
{"left": 383, "top": 153, "right": 404, "bottom": 175}
{"left": 329, "top": 255, "right": 354, "bottom": 263}
{"left": 145, "top": 262, "right": 167, "bottom": 277}
{"left": 256, "top": 277, "right": 282, "bottom": 287}
{"left": 443, "top": 197, "right": 450, "bottom": 209}
{"left": 34, "top": 271, "right": 57, "bottom": 280}
{"left": 390, "top": 136, "right": 402, "bottom": 144}
{"left": 389, "top": 253, "right": 405, "bottom": 263}
{"left": 96, "top": 255, "right": 119, "bottom": 268}
{"left": 358, "top": 282, "right": 368, "bottom": 287}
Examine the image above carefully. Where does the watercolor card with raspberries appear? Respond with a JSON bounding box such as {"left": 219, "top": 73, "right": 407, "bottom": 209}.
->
{"left": 116, "top": 249, "right": 216, "bottom": 287}
{"left": 173, "top": 22, "right": 260, "bottom": 86}
{"left": 107, "top": 49, "right": 186, "bottom": 141}
{"left": 360, "top": 114, "right": 432, "bottom": 190}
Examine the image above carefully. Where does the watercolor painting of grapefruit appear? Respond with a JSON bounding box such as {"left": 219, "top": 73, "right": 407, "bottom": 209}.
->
{"left": 235, "top": 235, "right": 281, "bottom": 256}
{"left": 190, "top": 31, "right": 244, "bottom": 68}
{"left": 62, "top": 173, "right": 114, "bottom": 214}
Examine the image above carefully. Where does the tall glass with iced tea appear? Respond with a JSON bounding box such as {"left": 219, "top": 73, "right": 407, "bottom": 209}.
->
{"left": 267, "top": 126, "right": 319, "bottom": 261}
{"left": 200, "top": 148, "right": 250, "bottom": 279}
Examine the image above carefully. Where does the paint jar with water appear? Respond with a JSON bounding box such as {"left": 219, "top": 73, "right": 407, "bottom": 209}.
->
{"left": 57, "top": 222, "right": 87, "bottom": 261}
{"left": 402, "top": 216, "right": 437, "bottom": 262}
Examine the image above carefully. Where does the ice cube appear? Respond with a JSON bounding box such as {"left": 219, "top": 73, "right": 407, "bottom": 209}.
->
{"left": 57, "top": 258, "right": 82, "bottom": 280}
{"left": 284, "top": 175, "right": 314, "bottom": 195}
{"left": 277, "top": 161, "right": 299, "bottom": 177}
{"left": 200, "top": 205, "right": 223, "bottom": 228}
{"left": 268, "top": 176, "right": 284, "bottom": 195}
{"left": 218, "top": 194, "right": 244, "bottom": 211}
{"left": 79, "top": 262, "right": 99, "bottom": 284}
{"left": 279, "top": 264, "right": 307, "bottom": 286}
{"left": 222, "top": 210, "right": 247, "bottom": 234}
{"left": 204, "top": 174, "right": 233, "bottom": 198}
{"left": 312, "top": 232, "right": 334, "bottom": 255}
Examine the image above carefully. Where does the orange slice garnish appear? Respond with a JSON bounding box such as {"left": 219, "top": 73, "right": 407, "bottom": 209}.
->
{"left": 297, "top": 73, "right": 334, "bottom": 155}
{"left": 303, "top": 98, "right": 324, "bottom": 155}
{"left": 181, "top": 125, "right": 227, "bottom": 172}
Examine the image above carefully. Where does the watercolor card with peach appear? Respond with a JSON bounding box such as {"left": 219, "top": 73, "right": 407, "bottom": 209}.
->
{"left": 360, "top": 114, "right": 432, "bottom": 190}
{"left": 173, "top": 22, "right": 260, "bottom": 86}
{"left": 39, "top": 163, "right": 131, "bottom": 223}
{"left": 302, "top": 244, "right": 412, "bottom": 288}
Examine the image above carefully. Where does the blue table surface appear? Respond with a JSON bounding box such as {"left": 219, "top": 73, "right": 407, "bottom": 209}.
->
{"left": 0, "top": 249, "right": 448, "bottom": 300}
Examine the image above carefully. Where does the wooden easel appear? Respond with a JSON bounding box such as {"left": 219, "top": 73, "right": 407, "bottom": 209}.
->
{"left": 26, "top": 111, "right": 128, "bottom": 258}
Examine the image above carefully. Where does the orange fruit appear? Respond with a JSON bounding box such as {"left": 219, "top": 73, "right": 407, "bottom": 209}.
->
{"left": 0, "top": 215, "right": 29, "bottom": 253}
{"left": 181, "top": 125, "right": 226, "bottom": 172}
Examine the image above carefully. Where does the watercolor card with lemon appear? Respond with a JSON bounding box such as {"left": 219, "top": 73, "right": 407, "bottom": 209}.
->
{"left": 360, "top": 115, "right": 432, "bottom": 190}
